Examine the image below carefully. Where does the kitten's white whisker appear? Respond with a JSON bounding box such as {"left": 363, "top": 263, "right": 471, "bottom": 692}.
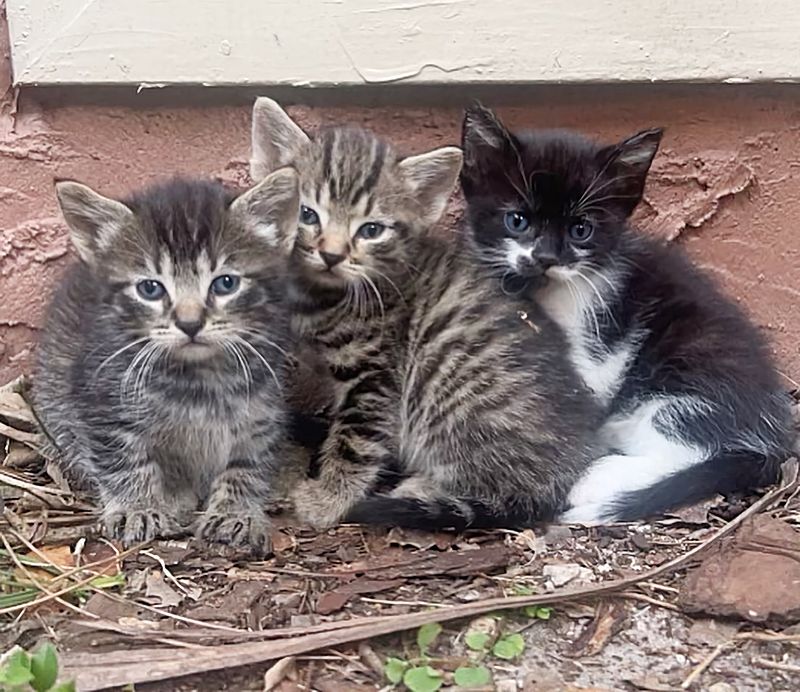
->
{"left": 230, "top": 328, "right": 290, "bottom": 359}
{"left": 233, "top": 336, "right": 281, "bottom": 391}
{"left": 94, "top": 337, "right": 150, "bottom": 379}
{"left": 224, "top": 341, "right": 252, "bottom": 408}
{"left": 361, "top": 273, "right": 386, "bottom": 322}
{"left": 121, "top": 341, "right": 154, "bottom": 400}
{"left": 370, "top": 269, "right": 404, "bottom": 301}
{"left": 580, "top": 263, "right": 618, "bottom": 295}
{"left": 574, "top": 271, "right": 612, "bottom": 341}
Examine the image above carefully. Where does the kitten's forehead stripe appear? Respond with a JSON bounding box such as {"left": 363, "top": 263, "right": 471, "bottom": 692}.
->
{"left": 321, "top": 131, "right": 333, "bottom": 181}
{"left": 315, "top": 128, "right": 388, "bottom": 207}
{"left": 125, "top": 179, "right": 230, "bottom": 268}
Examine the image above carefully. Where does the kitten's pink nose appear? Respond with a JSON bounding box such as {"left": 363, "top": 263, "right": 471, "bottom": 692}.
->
{"left": 319, "top": 251, "right": 346, "bottom": 269}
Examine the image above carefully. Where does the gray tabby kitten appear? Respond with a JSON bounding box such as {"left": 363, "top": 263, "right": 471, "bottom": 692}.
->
{"left": 34, "top": 171, "right": 299, "bottom": 552}
{"left": 250, "top": 99, "right": 601, "bottom": 530}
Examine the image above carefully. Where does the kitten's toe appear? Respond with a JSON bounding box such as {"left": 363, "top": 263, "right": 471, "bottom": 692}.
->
{"left": 104, "top": 507, "right": 185, "bottom": 546}
{"left": 290, "top": 479, "right": 349, "bottom": 529}
{"left": 196, "top": 510, "right": 272, "bottom": 555}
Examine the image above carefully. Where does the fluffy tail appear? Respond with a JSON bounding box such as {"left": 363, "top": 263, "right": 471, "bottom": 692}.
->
{"left": 610, "top": 452, "right": 783, "bottom": 522}
{"left": 344, "top": 495, "right": 540, "bottom": 531}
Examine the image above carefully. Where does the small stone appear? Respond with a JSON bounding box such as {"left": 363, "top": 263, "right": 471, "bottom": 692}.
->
{"left": 273, "top": 592, "right": 302, "bottom": 609}
{"left": 542, "top": 563, "right": 582, "bottom": 587}
{"left": 290, "top": 614, "right": 315, "bottom": 627}
{"left": 707, "top": 683, "right": 736, "bottom": 692}
{"left": 457, "top": 589, "right": 483, "bottom": 602}
{"left": 543, "top": 524, "right": 573, "bottom": 547}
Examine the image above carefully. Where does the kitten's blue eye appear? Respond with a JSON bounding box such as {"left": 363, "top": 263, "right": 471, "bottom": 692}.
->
{"left": 568, "top": 219, "right": 594, "bottom": 243}
{"left": 300, "top": 206, "right": 319, "bottom": 225}
{"left": 356, "top": 222, "right": 386, "bottom": 240}
{"left": 210, "top": 274, "right": 241, "bottom": 296}
{"left": 136, "top": 280, "right": 166, "bottom": 301}
{"left": 503, "top": 211, "right": 530, "bottom": 235}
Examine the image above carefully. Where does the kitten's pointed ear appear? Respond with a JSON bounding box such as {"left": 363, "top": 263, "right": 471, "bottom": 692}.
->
{"left": 461, "top": 103, "right": 513, "bottom": 163}
{"left": 55, "top": 180, "right": 134, "bottom": 265}
{"left": 596, "top": 128, "right": 663, "bottom": 215}
{"left": 229, "top": 167, "right": 300, "bottom": 253}
{"left": 460, "top": 103, "right": 517, "bottom": 195}
{"left": 250, "top": 97, "right": 311, "bottom": 181}
{"left": 398, "top": 146, "right": 463, "bottom": 227}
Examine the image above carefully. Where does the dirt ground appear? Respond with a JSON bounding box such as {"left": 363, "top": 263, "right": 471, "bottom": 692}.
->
{"left": 2, "top": 376, "right": 800, "bottom": 692}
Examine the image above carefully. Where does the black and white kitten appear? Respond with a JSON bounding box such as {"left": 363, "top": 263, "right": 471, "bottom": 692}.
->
{"left": 34, "top": 172, "right": 299, "bottom": 552}
{"left": 461, "top": 104, "right": 795, "bottom": 524}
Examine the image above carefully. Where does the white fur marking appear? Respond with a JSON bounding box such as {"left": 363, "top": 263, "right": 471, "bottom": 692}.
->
{"left": 503, "top": 239, "right": 532, "bottom": 271}
{"left": 561, "top": 397, "right": 708, "bottom": 524}
{"left": 254, "top": 222, "right": 280, "bottom": 244}
{"left": 536, "top": 265, "right": 633, "bottom": 403}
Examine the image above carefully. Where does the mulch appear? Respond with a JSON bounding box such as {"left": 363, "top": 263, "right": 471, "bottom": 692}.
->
{"left": 2, "top": 375, "right": 800, "bottom": 691}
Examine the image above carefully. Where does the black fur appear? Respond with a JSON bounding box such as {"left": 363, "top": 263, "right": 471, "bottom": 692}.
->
{"left": 460, "top": 103, "right": 795, "bottom": 522}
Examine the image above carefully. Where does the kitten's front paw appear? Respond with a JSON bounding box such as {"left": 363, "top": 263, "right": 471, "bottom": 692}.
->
{"left": 291, "top": 479, "right": 350, "bottom": 529}
{"left": 104, "top": 507, "right": 185, "bottom": 546}
{"left": 195, "top": 510, "right": 272, "bottom": 555}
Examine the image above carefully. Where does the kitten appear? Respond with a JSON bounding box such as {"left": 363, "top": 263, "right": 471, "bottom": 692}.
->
{"left": 250, "top": 98, "right": 602, "bottom": 530}
{"left": 33, "top": 171, "right": 300, "bottom": 552}
{"left": 460, "top": 104, "right": 795, "bottom": 524}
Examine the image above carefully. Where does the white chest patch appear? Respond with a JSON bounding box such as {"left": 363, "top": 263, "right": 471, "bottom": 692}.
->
{"left": 535, "top": 266, "right": 633, "bottom": 404}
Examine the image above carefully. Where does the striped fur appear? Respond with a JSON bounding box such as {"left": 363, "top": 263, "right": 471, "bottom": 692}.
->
{"left": 33, "top": 173, "right": 299, "bottom": 552}
{"left": 251, "top": 98, "right": 602, "bottom": 529}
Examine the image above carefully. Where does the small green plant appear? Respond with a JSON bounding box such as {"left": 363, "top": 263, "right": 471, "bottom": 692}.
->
{"left": 0, "top": 643, "right": 75, "bottom": 692}
{"left": 383, "top": 611, "right": 543, "bottom": 691}
{"left": 491, "top": 632, "right": 525, "bottom": 660}
{"left": 453, "top": 665, "right": 492, "bottom": 688}
{"left": 384, "top": 623, "right": 446, "bottom": 692}
{"left": 523, "top": 605, "right": 552, "bottom": 620}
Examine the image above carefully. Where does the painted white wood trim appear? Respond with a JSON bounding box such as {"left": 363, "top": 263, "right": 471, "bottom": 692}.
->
{"left": 6, "top": 0, "right": 800, "bottom": 87}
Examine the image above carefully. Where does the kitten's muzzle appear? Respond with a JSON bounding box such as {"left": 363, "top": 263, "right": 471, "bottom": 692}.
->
{"left": 516, "top": 253, "right": 557, "bottom": 278}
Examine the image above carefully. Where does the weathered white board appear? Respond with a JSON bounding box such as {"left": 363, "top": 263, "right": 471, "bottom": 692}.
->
{"left": 6, "top": 0, "right": 800, "bottom": 86}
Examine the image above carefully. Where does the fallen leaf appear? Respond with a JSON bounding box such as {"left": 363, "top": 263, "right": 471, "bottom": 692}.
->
{"left": 661, "top": 495, "right": 723, "bottom": 525}
{"left": 315, "top": 578, "right": 405, "bottom": 614}
{"left": 144, "top": 571, "right": 183, "bottom": 608}
{"left": 83, "top": 592, "right": 140, "bottom": 620}
{"left": 16, "top": 545, "right": 74, "bottom": 586}
{"left": 568, "top": 601, "right": 627, "bottom": 657}
{"left": 79, "top": 541, "right": 122, "bottom": 577}
{"left": 315, "top": 591, "right": 350, "bottom": 616}
{"left": 687, "top": 618, "right": 740, "bottom": 647}
{"left": 386, "top": 528, "right": 454, "bottom": 551}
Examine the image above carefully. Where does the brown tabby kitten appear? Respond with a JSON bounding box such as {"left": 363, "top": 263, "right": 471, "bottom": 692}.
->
{"left": 34, "top": 171, "right": 299, "bottom": 552}
{"left": 251, "top": 98, "right": 461, "bottom": 528}
{"left": 251, "top": 99, "right": 602, "bottom": 531}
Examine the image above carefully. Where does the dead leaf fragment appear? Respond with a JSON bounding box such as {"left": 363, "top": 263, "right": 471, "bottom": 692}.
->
{"left": 679, "top": 514, "right": 800, "bottom": 622}
{"left": 316, "top": 578, "right": 405, "bottom": 614}
{"left": 263, "top": 656, "right": 296, "bottom": 691}
{"left": 568, "top": 601, "right": 627, "bottom": 657}
{"left": 144, "top": 570, "right": 183, "bottom": 608}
